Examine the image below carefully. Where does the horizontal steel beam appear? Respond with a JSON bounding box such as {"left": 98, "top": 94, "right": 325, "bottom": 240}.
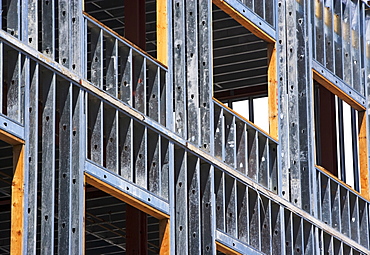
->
{"left": 85, "top": 160, "right": 170, "bottom": 217}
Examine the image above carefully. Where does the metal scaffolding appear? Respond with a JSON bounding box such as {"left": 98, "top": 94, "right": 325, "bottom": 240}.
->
{"left": 0, "top": 0, "right": 369, "bottom": 254}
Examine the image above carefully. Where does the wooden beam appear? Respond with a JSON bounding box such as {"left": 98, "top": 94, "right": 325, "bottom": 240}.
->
{"left": 0, "top": 129, "right": 24, "bottom": 145}
{"left": 159, "top": 219, "right": 170, "bottom": 255}
{"left": 85, "top": 173, "right": 169, "bottom": 219}
{"left": 358, "top": 111, "right": 369, "bottom": 200}
{"left": 212, "top": 0, "right": 275, "bottom": 43}
{"left": 216, "top": 241, "right": 243, "bottom": 255}
{"left": 157, "top": 0, "right": 168, "bottom": 66}
{"left": 11, "top": 144, "right": 24, "bottom": 254}
{"left": 268, "top": 43, "right": 278, "bottom": 139}
{"left": 313, "top": 70, "right": 365, "bottom": 111}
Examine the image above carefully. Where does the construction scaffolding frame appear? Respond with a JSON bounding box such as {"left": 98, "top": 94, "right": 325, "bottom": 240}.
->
{"left": 0, "top": 0, "right": 369, "bottom": 254}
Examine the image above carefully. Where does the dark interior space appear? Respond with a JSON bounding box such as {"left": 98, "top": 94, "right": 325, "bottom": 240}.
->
{"left": 85, "top": 184, "right": 160, "bottom": 254}
{"left": 0, "top": 140, "right": 13, "bottom": 254}
{"left": 84, "top": 0, "right": 157, "bottom": 58}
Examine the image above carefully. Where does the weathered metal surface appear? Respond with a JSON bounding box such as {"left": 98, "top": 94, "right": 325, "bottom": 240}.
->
{"left": 0, "top": 0, "right": 369, "bottom": 254}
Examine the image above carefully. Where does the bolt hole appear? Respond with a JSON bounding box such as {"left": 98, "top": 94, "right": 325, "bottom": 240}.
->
{"left": 72, "top": 228, "right": 76, "bottom": 233}
{"left": 63, "top": 173, "right": 66, "bottom": 178}
{"left": 62, "top": 223, "right": 66, "bottom": 228}
{"left": 29, "top": 37, "right": 33, "bottom": 43}
{"left": 62, "top": 11, "right": 66, "bottom": 16}
{"left": 104, "top": 175, "right": 107, "bottom": 178}
{"left": 179, "top": 226, "right": 183, "bottom": 231}
{"left": 46, "top": 116, "right": 50, "bottom": 121}
{"left": 148, "top": 198, "right": 151, "bottom": 201}
{"left": 3, "top": 122, "right": 7, "bottom": 127}
{"left": 45, "top": 215, "right": 48, "bottom": 221}
{"left": 72, "top": 179, "right": 76, "bottom": 184}
{"left": 179, "top": 182, "right": 182, "bottom": 187}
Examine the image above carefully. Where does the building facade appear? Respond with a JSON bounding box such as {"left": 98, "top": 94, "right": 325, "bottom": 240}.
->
{"left": 0, "top": 0, "right": 370, "bottom": 254}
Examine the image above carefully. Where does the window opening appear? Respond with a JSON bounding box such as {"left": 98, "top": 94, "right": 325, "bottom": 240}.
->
{"left": 85, "top": 184, "right": 161, "bottom": 254}
{"left": 84, "top": 0, "right": 158, "bottom": 58}
{"left": 212, "top": 3, "right": 276, "bottom": 135}
{"left": 314, "top": 81, "right": 362, "bottom": 191}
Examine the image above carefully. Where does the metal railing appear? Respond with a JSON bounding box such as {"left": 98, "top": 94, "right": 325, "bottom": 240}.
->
{"left": 316, "top": 166, "right": 370, "bottom": 249}
{"left": 213, "top": 100, "right": 278, "bottom": 193}
{"left": 84, "top": 14, "right": 168, "bottom": 127}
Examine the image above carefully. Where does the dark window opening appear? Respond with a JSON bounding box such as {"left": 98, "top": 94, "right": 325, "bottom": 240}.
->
{"left": 212, "top": 3, "right": 270, "bottom": 132}
{"left": 314, "top": 81, "right": 360, "bottom": 191}
{"left": 85, "top": 184, "right": 160, "bottom": 254}
{"left": 84, "top": 0, "right": 157, "bottom": 58}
